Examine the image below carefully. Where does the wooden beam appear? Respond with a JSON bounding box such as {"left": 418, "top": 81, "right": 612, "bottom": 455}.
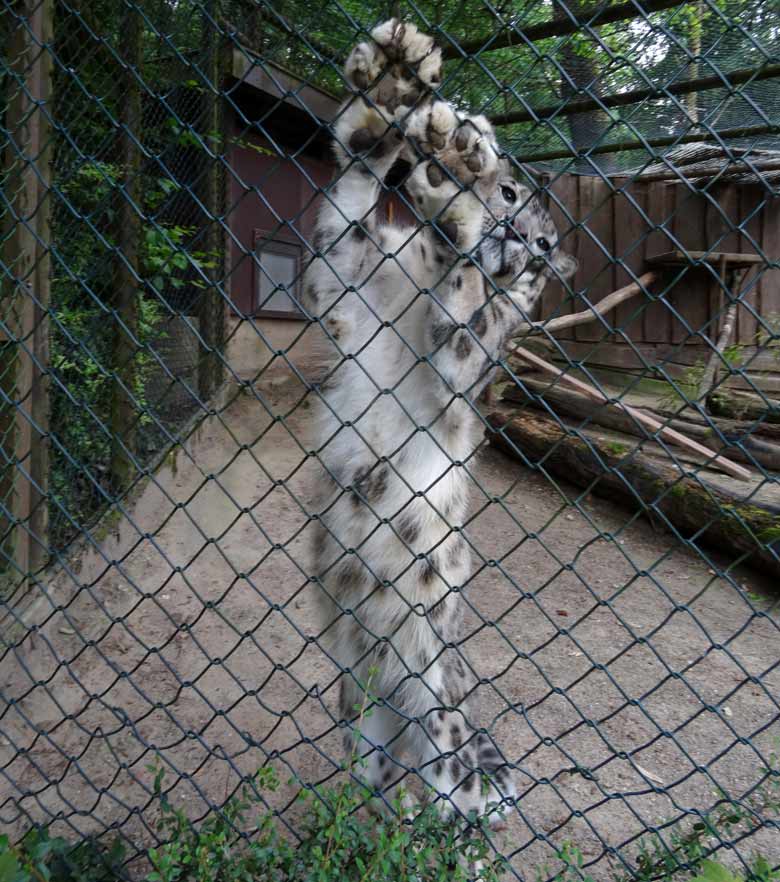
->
{"left": 492, "top": 63, "right": 780, "bottom": 127}
{"left": 442, "top": 0, "right": 696, "bottom": 58}
{"left": 502, "top": 376, "right": 780, "bottom": 471}
{"left": 512, "top": 122, "right": 780, "bottom": 164}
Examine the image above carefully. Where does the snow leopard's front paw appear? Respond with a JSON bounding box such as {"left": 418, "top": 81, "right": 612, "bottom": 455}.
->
{"left": 407, "top": 104, "right": 499, "bottom": 188}
{"left": 344, "top": 19, "right": 442, "bottom": 119}
{"left": 405, "top": 106, "right": 499, "bottom": 248}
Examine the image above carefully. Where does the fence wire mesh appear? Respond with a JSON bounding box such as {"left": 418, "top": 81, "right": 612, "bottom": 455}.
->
{"left": 1, "top": 0, "right": 779, "bottom": 879}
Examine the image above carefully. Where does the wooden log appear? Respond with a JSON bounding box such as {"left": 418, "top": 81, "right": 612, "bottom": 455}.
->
{"left": 502, "top": 378, "right": 780, "bottom": 471}
{"left": 510, "top": 345, "right": 752, "bottom": 481}
{"left": 486, "top": 410, "right": 780, "bottom": 579}
{"left": 707, "top": 388, "right": 780, "bottom": 424}
{"left": 654, "top": 407, "right": 780, "bottom": 442}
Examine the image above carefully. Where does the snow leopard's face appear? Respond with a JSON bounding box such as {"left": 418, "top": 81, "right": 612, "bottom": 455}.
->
{"left": 479, "top": 179, "right": 577, "bottom": 289}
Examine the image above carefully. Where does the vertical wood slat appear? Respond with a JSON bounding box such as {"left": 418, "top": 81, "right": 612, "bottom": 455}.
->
{"left": 543, "top": 174, "right": 579, "bottom": 336}
{"left": 756, "top": 185, "right": 780, "bottom": 338}
{"left": 575, "top": 175, "right": 617, "bottom": 343}
{"left": 613, "top": 179, "right": 651, "bottom": 341}
{"left": 642, "top": 177, "right": 675, "bottom": 343}
{"left": 0, "top": 0, "right": 53, "bottom": 580}
{"left": 668, "top": 185, "right": 708, "bottom": 344}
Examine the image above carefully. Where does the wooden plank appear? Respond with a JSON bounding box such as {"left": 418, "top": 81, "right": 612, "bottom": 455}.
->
{"left": 557, "top": 340, "right": 780, "bottom": 373}
{"left": 645, "top": 250, "right": 765, "bottom": 267}
{"left": 573, "top": 175, "right": 615, "bottom": 343}
{"left": 612, "top": 179, "right": 652, "bottom": 341}
{"left": 541, "top": 174, "right": 579, "bottom": 335}
{"left": 664, "top": 187, "right": 708, "bottom": 344}
{"left": 642, "top": 178, "right": 675, "bottom": 342}
{"left": 703, "top": 185, "right": 741, "bottom": 346}
{"left": 757, "top": 184, "right": 780, "bottom": 326}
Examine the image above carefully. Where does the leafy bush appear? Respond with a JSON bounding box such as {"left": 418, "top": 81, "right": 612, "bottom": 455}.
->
{"left": 1, "top": 746, "right": 778, "bottom": 882}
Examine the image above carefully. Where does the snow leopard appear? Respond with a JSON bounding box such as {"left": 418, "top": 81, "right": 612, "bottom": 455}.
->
{"left": 303, "top": 18, "right": 577, "bottom": 826}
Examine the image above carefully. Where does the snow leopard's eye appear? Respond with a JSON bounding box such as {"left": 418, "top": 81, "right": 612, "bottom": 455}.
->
{"left": 501, "top": 186, "right": 516, "bottom": 204}
{"left": 536, "top": 237, "right": 551, "bottom": 252}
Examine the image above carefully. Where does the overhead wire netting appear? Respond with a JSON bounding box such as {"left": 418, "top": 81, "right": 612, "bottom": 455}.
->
{"left": 1, "top": 0, "right": 779, "bottom": 879}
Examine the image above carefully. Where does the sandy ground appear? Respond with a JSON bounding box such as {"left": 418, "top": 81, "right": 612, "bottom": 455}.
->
{"left": 1, "top": 369, "right": 778, "bottom": 879}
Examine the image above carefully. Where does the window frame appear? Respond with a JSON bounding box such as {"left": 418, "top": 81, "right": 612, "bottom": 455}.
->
{"left": 252, "top": 229, "right": 305, "bottom": 320}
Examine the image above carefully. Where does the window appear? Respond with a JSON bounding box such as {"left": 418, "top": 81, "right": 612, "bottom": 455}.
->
{"left": 254, "top": 233, "right": 303, "bottom": 318}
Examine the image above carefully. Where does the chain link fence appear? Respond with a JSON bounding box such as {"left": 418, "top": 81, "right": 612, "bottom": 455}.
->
{"left": 1, "top": 0, "right": 779, "bottom": 878}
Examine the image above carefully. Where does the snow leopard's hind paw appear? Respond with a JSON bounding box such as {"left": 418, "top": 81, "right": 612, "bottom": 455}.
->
{"left": 344, "top": 19, "right": 442, "bottom": 119}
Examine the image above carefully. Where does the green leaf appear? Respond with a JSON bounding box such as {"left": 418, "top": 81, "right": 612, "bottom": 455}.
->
{"left": 691, "top": 859, "right": 742, "bottom": 882}
{"left": 0, "top": 850, "right": 19, "bottom": 882}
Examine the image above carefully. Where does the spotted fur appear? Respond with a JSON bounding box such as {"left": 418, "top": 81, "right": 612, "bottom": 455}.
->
{"left": 304, "top": 18, "right": 576, "bottom": 826}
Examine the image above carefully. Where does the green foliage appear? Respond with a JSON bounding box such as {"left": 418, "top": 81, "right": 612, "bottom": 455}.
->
{"left": 143, "top": 758, "right": 504, "bottom": 882}
{"left": 3, "top": 756, "right": 779, "bottom": 882}
{"left": 0, "top": 829, "right": 125, "bottom": 882}
{"left": 614, "top": 745, "right": 780, "bottom": 882}
{"left": 658, "top": 345, "right": 744, "bottom": 412}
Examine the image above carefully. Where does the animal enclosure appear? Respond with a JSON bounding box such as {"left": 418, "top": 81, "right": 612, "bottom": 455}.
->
{"left": 1, "top": 1, "right": 779, "bottom": 881}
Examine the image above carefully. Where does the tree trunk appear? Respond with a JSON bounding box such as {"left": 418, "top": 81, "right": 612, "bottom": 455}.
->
{"left": 198, "top": 0, "right": 225, "bottom": 401}
{"left": 109, "top": 3, "right": 142, "bottom": 492}
{"left": 487, "top": 410, "right": 780, "bottom": 578}
{"left": 1, "top": 0, "right": 54, "bottom": 580}
{"left": 552, "top": 0, "right": 611, "bottom": 171}
{"left": 684, "top": 0, "right": 704, "bottom": 122}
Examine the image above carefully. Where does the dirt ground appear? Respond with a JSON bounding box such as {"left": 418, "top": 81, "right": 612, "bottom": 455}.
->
{"left": 1, "top": 369, "right": 778, "bottom": 879}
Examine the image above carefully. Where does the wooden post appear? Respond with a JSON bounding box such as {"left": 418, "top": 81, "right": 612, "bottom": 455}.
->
{"left": 109, "top": 1, "right": 142, "bottom": 491}
{"left": 698, "top": 266, "right": 747, "bottom": 409}
{"left": 198, "top": 0, "right": 225, "bottom": 401}
{"left": 0, "top": 0, "right": 54, "bottom": 582}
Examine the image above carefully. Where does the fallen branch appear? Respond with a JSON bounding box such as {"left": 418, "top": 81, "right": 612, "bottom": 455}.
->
{"left": 511, "top": 272, "right": 656, "bottom": 339}
{"left": 486, "top": 410, "right": 780, "bottom": 578}
{"left": 510, "top": 345, "right": 752, "bottom": 481}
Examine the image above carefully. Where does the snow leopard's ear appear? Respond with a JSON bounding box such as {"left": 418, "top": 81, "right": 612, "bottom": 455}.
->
{"left": 552, "top": 250, "right": 578, "bottom": 281}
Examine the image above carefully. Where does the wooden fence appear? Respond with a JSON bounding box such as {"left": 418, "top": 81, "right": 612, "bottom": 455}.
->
{"left": 539, "top": 174, "right": 780, "bottom": 391}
